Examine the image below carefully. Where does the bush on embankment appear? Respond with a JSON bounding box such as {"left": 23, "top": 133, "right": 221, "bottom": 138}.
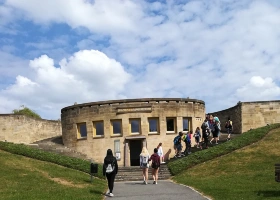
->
{"left": 0, "top": 141, "right": 104, "bottom": 179}
{"left": 168, "top": 123, "right": 280, "bottom": 175}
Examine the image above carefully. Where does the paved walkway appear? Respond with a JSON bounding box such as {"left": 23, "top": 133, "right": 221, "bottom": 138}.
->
{"left": 104, "top": 180, "right": 210, "bottom": 200}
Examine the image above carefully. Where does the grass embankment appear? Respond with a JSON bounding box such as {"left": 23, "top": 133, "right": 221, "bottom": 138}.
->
{"left": 171, "top": 125, "right": 280, "bottom": 200}
{"left": 0, "top": 141, "right": 104, "bottom": 179}
{"left": 0, "top": 150, "right": 107, "bottom": 200}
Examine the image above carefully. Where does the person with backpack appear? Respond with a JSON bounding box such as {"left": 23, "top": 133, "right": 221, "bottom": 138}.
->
{"left": 201, "top": 119, "right": 210, "bottom": 149}
{"left": 182, "top": 131, "right": 192, "bottom": 155}
{"left": 225, "top": 117, "right": 233, "bottom": 140}
{"left": 103, "top": 149, "right": 118, "bottom": 197}
{"left": 140, "top": 147, "right": 150, "bottom": 185}
{"left": 149, "top": 148, "right": 161, "bottom": 184}
{"left": 173, "top": 132, "right": 183, "bottom": 158}
{"left": 210, "top": 119, "right": 220, "bottom": 145}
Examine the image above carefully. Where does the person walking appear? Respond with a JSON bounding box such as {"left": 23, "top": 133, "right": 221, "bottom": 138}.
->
{"left": 149, "top": 148, "right": 161, "bottom": 184}
{"left": 103, "top": 149, "right": 118, "bottom": 197}
{"left": 140, "top": 147, "right": 150, "bottom": 185}
{"left": 201, "top": 119, "right": 210, "bottom": 149}
{"left": 225, "top": 117, "right": 233, "bottom": 140}
{"left": 194, "top": 127, "right": 201, "bottom": 148}
{"left": 210, "top": 119, "right": 220, "bottom": 145}
{"left": 157, "top": 143, "right": 165, "bottom": 163}
{"left": 173, "top": 132, "right": 183, "bottom": 158}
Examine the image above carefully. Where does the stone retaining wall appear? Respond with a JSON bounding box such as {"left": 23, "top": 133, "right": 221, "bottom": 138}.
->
{"left": 0, "top": 114, "right": 62, "bottom": 144}
{"left": 210, "top": 100, "right": 280, "bottom": 133}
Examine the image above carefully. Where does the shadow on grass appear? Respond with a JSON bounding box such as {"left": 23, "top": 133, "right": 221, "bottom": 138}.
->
{"left": 257, "top": 190, "right": 280, "bottom": 197}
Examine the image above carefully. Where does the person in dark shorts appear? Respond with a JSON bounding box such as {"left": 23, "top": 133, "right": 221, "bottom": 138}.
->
{"left": 149, "top": 148, "right": 161, "bottom": 184}
{"left": 173, "top": 132, "right": 183, "bottom": 158}
{"left": 225, "top": 117, "right": 233, "bottom": 140}
{"left": 210, "top": 119, "right": 220, "bottom": 145}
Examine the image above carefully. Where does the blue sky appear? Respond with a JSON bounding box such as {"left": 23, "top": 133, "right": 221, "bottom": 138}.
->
{"left": 1, "top": 0, "right": 280, "bottom": 119}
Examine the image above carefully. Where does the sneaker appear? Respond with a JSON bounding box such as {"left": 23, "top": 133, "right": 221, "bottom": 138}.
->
{"left": 143, "top": 181, "right": 146, "bottom": 184}
{"left": 155, "top": 182, "right": 158, "bottom": 185}
{"left": 216, "top": 143, "right": 218, "bottom": 145}
{"left": 106, "top": 189, "right": 110, "bottom": 195}
{"left": 153, "top": 181, "right": 156, "bottom": 184}
{"left": 145, "top": 181, "right": 148, "bottom": 185}
{"left": 109, "top": 193, "right": 114, "bottom": 197}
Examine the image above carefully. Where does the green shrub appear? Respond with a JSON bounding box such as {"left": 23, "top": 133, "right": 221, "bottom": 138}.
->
{"left": 168, "top": 124, "right": 280, "bottom": 175}
{"left": 0, "top": 141, "right": 105, "bottom": 179}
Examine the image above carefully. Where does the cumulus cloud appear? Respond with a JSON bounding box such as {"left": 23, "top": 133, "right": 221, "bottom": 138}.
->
{"left": 236, "top": 76, "right": 280, "bottom": 100}
{"left": 1, "top": 0, "right": 280, "bottom": 117}
{"left": 0, "top": 50, "right": 131, "bottom": 118}
{"left": 4, "top": 0, "right": 144, "bottom": 34}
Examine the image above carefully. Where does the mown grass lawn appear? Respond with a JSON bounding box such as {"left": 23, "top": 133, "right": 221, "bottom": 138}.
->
{"left": 0, "top": 150, "right": 107, "bottom": 200}
{"left": 173, "top": 128, "right": 280, "bottom": 200}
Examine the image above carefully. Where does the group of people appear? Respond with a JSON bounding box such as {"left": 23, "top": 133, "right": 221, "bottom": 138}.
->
{"left": 139, "top": 145, "right": 163, "bottom": 185}
{"left": 102, "top": 115, "right": 234, "bottom": 197}
{"left": 102, "top": 143, "right": 166, "bottom": 197}
{"left": 173, "top": 115, "right": 234, "bottom": 157}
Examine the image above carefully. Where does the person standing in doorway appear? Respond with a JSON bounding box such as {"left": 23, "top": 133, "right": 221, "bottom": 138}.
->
{"left": 149, "top": 148, "right": 161, "bottom": 184}
{"left": 103, "top": 149, "right": 118, "bottom": 197}
{"left": 140, "top": 147, "right": 150, "bottom": 185}
{"left": 157, "top": 143, "right": 165, "bottom": 163}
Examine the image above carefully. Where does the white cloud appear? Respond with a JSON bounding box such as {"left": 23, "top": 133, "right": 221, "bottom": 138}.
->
{"left": 236, "top": 76, "right": 280, "bottom": 100}
{"left": 4, "top": 0, "right": 144, "bottom": 34}
{"left": 0, "top": 50, "right": 131, "bottom": 118}
{"left": 1, "top": 0, "right": 280, "bottom": 117}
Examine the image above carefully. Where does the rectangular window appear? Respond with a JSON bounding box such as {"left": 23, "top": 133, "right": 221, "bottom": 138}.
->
{"left": 166, "top": 117, "right": 176, "bottom": 133}
{"left": 148, "top": 118, "right": 159, "bottom": 134}
{"left": 111, "top": 120, "right": 122, "bottom": 135}
{"left": 183, "top": 117, "right": 191, "bottom": 132}
{"left": 77, "top": 123, "right": 87, "bottom": 138}
{"left": 93, "top": 121, "right": 104, "bottom": 137}
{"left": 130, "top": 119, "right": 141, "bottom": 134}
{"left": 114, "top": 139, "right": 120, "bottom": 153}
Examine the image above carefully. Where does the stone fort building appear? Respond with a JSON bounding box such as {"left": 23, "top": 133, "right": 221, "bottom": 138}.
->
{"left": 61, "top": 98, "right": 205, "bottom": 166}
{"left": 1, "top": 99, "right": 280, "bottom": 167}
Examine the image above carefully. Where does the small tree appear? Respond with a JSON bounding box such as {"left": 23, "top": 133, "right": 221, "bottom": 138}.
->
{"left": 12, "top": 106, "right": 41, "bottom": 119}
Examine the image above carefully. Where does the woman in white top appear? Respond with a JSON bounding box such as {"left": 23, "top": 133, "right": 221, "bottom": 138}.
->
{"left": 157, "top": 143, "right": 165, "bottom": 163}
{"left": 140, "top": 147, "right": 150, "bottom": 184}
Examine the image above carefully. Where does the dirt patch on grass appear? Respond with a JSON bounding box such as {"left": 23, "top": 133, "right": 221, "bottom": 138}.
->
{"left": 36, "top": 169, "right": 87, "bottom": 188}
{"left": 0, "top": 152, "right": 87, "bottom": 188}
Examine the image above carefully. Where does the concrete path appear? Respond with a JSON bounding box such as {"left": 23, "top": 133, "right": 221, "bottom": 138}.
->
{"left": 104, "top": 180, "right": 210, "bottom": 200}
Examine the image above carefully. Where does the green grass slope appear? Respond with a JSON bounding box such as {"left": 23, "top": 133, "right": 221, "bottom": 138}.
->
{"left": 172, "top": 126, "right": 280, "bottom": 200}
{"left": 0, "top": 141, "right": 104, "bottom": 179}
{"left": 0, "top": 150, "right": 107, "bottom": 200}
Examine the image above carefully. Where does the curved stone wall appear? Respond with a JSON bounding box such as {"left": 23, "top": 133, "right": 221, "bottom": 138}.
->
{"left": 61, "top": 98, "right": 205, "bottom": 166}
{"left": 210, "top": 103, "right": 242, "bottom": 134}
{"left": 210, "top": 100, "right": 280, "bottom": 134}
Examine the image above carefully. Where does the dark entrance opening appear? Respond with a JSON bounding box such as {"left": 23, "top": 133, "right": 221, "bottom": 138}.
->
{"left": 130, "top": 140, "right": 142, "bottom": 166}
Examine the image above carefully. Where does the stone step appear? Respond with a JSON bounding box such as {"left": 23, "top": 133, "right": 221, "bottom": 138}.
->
{"left": 115, "top": 165, "right": 172, "bottom": 182}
